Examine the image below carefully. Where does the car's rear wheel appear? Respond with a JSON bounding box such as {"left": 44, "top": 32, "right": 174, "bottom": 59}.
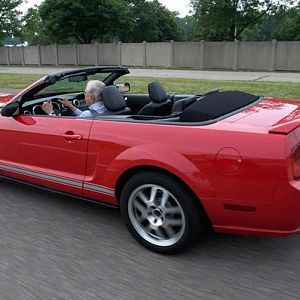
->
{"left": 120, "top": 172, "right": 204, "bottom": 254}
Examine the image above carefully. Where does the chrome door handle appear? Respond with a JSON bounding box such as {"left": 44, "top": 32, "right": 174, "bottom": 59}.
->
{"left": 61, "top": 133, "right": 82, "bottom": 140}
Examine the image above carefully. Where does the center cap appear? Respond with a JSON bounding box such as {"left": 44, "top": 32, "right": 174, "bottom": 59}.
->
{"left": 147, "top": 207, "right": 164, "bottom": 226}
{"left": 154, "top": 209, "right": 162, "bottom": 217}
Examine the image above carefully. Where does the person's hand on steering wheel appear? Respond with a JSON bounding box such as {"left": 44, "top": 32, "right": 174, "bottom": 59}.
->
{"left": 58, "top": 99, "right": 76, "bottom": 112}
{"left": 42, "top": 100, "right": 54, "bottom": 115}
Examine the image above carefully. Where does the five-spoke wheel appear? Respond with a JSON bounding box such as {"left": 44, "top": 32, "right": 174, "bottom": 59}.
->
{"left": 120, "top": 172, "right": 204, "bottom": 254}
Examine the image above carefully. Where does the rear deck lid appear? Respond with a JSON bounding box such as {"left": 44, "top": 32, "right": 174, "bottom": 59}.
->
{"left": 225, "top": 97, "right": 300, "bottom": 134}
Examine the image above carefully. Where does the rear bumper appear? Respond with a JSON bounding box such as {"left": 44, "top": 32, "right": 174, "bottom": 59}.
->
{"left": 213, "top": 225, "right": 300, "bottom": 237}
{"left": 213, "top": 179, "right": 300, "bottom": 237}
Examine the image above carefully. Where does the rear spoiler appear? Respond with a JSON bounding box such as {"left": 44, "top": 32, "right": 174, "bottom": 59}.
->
{"left": 269, "top": 120, "right": 300, "bottom": 135}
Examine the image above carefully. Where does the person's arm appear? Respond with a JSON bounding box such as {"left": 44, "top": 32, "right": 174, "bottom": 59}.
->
{"left": 58, "top": 99, "right": 82, "bottom": 116}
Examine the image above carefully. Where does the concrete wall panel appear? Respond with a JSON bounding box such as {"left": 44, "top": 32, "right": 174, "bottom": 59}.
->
{"left": 174, "top": 42, "right": 203, "bottom": 68}
{"left": 8, "top": 47, "right": 22, "bottom": 65}
{"left": 205, "top": 42, "right": 236, "bottom": 69}
{"left": 78, "top": 44, "right": 95, "bottom": 66}
{"left": 1, "top": 42, "right": 299, "bottom": 71}
{"left": 238, "top": 42, "right": 272, "bottom": 70}
{"left": 24, "top": 46, "right": 40, "bottom": 65}
{"left": 97, "top": 43, "right": 118, "bottom": 65}
{"left": 275, "top": 42, "right": 300, "bottom": 71}
{"left": 146, "top": 43, "right": 172, "bottom": 67}
{"left": 58, "top": 45, "right": 75, "bottom": 65}
{"left": 122, "top": 43, "right": 144, "bottom": 66}
{"left": 0, "top": 47, "right": 7, "bottom": 65}
{"left": 41, "top": 45, "right": 56, "bottom": 65}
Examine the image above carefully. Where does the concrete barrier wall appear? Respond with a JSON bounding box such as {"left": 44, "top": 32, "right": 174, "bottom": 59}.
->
{"left": 97, "top": 43, "right": 119, "bottom": 65}
{"left": 121, "top": 43, "right": 144, "bottom": 66}
{"left": 146, "top": 43, "right": 172, "bottom": 67}
{"left": 58, "top": 45, "right": 75, "bottom": 65}
{"left": 174, "top": 42, "right": 204, "bottom": 68}
{"left": 0, "top": 41, "right": 299, "bottom": 71}
{"left": 9, "top": 47, "right": 22, "bottom": 65}
{"left": 78, "top": 44, "right": 96, "bottom": 66}
{"left": 41, "top": 45, "right": 56, "bottom": 65}
{"left": 205, "top": 42, "right": 236, "bottom": 69}
{"left": 0, "top": 47, "right": 7, "bottom": 64}
{"left": 238, "top": 42, "right": 272, "bottom": 70}
{"left": 24, "top": 46, "right": 40, "bottom": 65}
{"left": 275, "top": 41, "right": 300, "bottom": 71}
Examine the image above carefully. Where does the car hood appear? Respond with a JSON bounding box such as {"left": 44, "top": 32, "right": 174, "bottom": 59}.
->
{"left": 224, "top": 97, "right": 300, "bottom": 134}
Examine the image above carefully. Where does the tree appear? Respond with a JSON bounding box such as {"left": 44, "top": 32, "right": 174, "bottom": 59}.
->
{"left": 241, "top": 3, "right": 300, "bottom": 41}
{"left": 0, "top": 0, "right": 22, "bottom": 43}
{"left": 191, "top": 0, "right": 294, "bottom": 41}
{"left": 271, "top": 4, "right": 300, "bottom": 40}
{"left": 176, "top": 15, "right": 197, "bottom": 42}
{"left": 22, "top": 6, "right": 50, "bottom": 45}
{"left": 124, "top": 0, "right": 184, "bottom": 42}
{"left": 38, "top": 0, "right": 133, "bottom": 44}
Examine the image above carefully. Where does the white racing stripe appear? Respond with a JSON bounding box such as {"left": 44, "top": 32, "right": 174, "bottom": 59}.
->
{"left": 0, "top": 163, "right": 115, "bottom": 196}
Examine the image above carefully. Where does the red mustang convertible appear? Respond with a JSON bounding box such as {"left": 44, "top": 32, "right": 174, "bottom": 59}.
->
{"left": 0, "top": 66, "right": 299, "bottom": 253}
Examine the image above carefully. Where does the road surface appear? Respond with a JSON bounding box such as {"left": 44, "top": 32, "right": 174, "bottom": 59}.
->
{"left": 0, "top": 181, "right": 299, "bottom": 300}
{"left": 0, "top": 66, "right": 300, "bottom": 82}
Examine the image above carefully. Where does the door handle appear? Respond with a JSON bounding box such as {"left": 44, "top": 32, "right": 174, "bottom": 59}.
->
{"left": 61, "top": 133, "right": 82, "bottom": 140}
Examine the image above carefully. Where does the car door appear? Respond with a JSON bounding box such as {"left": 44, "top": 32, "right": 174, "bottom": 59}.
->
{"left": 0, "top": 114, "right": 92, "bottom": 196}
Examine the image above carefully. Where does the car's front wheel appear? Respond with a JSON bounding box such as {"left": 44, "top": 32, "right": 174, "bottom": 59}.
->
{"left": 120, "top": 172, "right": 204, "bottom": 254}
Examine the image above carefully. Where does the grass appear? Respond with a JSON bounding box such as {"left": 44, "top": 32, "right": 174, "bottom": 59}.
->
{"left": 0, "top": 73, "right": 299, "bottom": 99}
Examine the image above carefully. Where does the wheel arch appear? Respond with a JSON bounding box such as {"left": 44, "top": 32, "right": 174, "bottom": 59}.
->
{"left": 115, "top": 165, "right": 212, "bottom": 228}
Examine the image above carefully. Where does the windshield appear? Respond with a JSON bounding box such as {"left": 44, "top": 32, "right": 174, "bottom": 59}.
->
{"left": 35, "top": 73, "right": 111, "bottom": 96}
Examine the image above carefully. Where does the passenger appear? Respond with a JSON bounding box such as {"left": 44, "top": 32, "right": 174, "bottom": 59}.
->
{"left": 42, "top": 80, "right": 107, "bottom": 118}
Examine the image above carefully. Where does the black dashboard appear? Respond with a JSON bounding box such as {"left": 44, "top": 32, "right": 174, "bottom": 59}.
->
{"left": 21, "top": 92, "right": 87, "bottom": 116}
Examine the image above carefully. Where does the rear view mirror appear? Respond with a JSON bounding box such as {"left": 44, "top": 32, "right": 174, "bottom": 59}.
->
{"left": 116, "top": 82, "right": 130, "bottom": 93}
{"left": 68, "top": 75, "right": 88, "bottom": 82}
{"left": 1, "top": 101, "right": 20, "bottom": 117}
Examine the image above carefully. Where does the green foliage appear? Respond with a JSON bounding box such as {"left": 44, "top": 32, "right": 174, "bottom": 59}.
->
{"left": 21, "top": 0, "right": 183, "bottom": 44}
{"left": 38, "top": 0, "right": 133, "bottom": 44}
{"left": 271, "top": 4, "right": 300, "bottom": 40}
{"left": 176, "top": 16, "right": 197, "bottom": 42}
{"left": 21, "top": 6, "right": 51, "bottom": 45}
{"left": 0, "top": 0, "right": 22, "bottom": 43}
{"left": 191, "top": 0, "right": 294, "bottom": 41}
{"left": 121, "top": 0, "right": 184, "bottom": 42}
{"left": 241, "top": 4, "right": 300, "bottom": 41}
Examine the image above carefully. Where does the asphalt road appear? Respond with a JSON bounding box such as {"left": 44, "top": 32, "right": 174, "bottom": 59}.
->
{"left": 0, "top": 66, "right": 300, "bottom": 82}
{"left": 0, "top": 180, "right": 299, "bottom": 300}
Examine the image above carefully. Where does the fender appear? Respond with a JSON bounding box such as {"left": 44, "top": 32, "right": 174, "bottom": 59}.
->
{"left": 101, "top": 143, "right": 216, "bottom": 202}
{"left": 0, "top": 94, "right": 15, "bottom": 103}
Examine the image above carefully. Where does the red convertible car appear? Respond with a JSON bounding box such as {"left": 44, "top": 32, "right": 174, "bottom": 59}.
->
{"left": 0, "top": 66, "right": 299, "bottom": 254}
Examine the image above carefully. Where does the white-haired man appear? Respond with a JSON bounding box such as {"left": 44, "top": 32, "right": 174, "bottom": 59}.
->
{"left": 42, "top": 80, "right": 107, "bottom": 118}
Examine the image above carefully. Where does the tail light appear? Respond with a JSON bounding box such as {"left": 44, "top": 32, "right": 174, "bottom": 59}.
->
{"left": 291, "top": 143, "right": 300, "bottom": 179}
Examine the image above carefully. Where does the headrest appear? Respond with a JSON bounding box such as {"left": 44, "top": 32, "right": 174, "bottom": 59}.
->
{"left": 148, "top": 82, "right": 168, "bottom": 103}
{"left": 102, "top": 86, "right": 126, "bottom": 112}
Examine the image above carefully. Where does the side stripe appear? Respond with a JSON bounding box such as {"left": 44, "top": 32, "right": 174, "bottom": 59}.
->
{"left": 83, "top": 183, "right": 115, "bottom": 196}
{"left": 0, "top": 163, "right": 115, "bottom": 196}
{"left": 0, "top": 163, "right": 82, "bottom": 188}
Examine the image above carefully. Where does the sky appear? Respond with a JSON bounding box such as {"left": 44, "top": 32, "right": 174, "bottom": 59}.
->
{"left": 19, "top": 0, "right": 191, "bottom": 17}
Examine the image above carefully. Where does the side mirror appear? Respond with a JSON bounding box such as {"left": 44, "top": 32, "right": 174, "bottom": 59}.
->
{"left": 1, "top": 101, "right": 20, "bottom": 117}
{"left": 116, "top": 82, "right": 130, "bottom": 93}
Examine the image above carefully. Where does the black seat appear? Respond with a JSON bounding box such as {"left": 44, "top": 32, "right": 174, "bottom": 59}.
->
{"left": 102, "top": 86, "right": 131, "bottom": 115}
{"left": 137, "top": 82, "right": 172, "bottom": 116}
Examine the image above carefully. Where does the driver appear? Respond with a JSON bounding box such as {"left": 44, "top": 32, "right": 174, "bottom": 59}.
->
{"left": 42, "top": 80, "right": 107, "bottom": 118}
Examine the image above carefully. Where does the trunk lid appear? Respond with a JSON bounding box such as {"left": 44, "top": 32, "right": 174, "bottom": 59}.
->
{"left": 225, "top": 97, "right": 300, "bottom": 134}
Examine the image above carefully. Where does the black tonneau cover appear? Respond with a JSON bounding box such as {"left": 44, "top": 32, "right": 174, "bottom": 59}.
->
{"left": 180, "top": 91, "right": 259, "bottom": 122}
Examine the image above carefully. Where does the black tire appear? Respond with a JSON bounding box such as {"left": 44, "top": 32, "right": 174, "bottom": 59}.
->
{"left": 120, "top": 171, "right": 204, "bottom": 254}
